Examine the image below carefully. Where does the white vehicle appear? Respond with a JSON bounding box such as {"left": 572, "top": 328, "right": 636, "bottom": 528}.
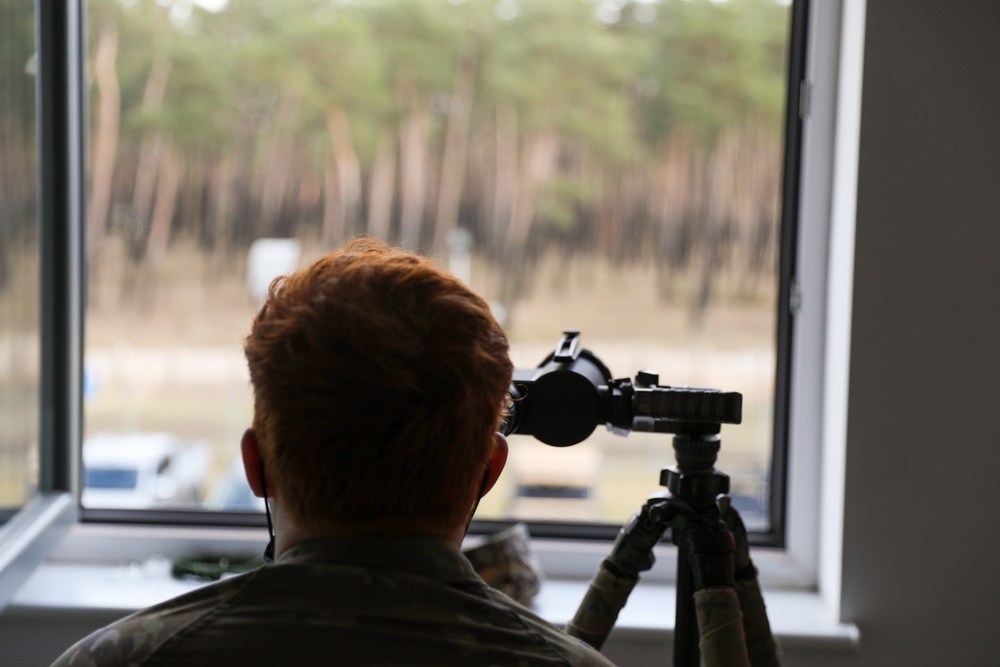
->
{"left": 82, "top": 433, "right": 211, "bottom": 509}
{"left": 204, "top": 457, "right": 266, "bottom": 512}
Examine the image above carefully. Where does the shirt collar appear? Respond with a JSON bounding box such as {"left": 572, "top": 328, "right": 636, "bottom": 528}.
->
{"left": 276, "top": 535, "right": 479, "bottom": 582}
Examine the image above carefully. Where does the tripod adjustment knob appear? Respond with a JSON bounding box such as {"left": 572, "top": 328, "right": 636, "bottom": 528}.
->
{"left": 688, "top": 525, "right": 737, "bottom": 590}
{"left": 661, "top": 467, "right": 731, "bottom": 499}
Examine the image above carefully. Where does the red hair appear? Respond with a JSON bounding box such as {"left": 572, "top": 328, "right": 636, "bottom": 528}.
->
{"left": 244, "top": 238, "right": 511, "bottom": 533}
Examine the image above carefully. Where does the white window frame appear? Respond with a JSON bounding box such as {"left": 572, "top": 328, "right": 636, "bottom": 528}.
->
{"left": 0, "top": 0, "right": 85, "bottom": 611}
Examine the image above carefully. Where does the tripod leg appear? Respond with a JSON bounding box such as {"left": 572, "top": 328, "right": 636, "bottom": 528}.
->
{"left": 674, "top": 545, "right": 700, "bottom": 667}
{"left": 566, "top": 558, "right": 642, "bottom": 650}
{"left": 566, "top": 495, "right": 674, "bottom": 651}
{"left": 674, "top": 516, "right": 750, "bottom": 667}
{"left": 734, "top": 580, "right": 781, "bottom": 667}
{"left": 695, "top": 586, "right": 752, "bottom": 667}
{"left": 721, "top": 498, "right": 781, "bottom": 667}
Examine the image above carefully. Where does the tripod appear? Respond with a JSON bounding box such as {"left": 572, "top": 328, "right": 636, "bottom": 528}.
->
{"left": 500, "top": 330, "right": 779, "bottom": 666}
{"left": 564, "top": 426, "right": 780, "bottom": 667}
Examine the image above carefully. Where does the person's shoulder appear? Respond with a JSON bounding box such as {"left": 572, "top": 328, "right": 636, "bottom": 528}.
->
{"left": 480, "top": 588, "right": 618, "bottom": 667}
{"left": 50, "top": 569, "right": 257, "bottom": 667}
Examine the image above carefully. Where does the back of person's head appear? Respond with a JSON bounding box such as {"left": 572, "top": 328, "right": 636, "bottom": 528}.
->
{"left": 244, "top": 238, "right": 512, "bottom": 535}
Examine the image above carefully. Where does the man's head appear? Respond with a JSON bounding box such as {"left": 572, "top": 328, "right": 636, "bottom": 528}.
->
{"left": 243, "top": 238, "right": 512, "bottom": 537}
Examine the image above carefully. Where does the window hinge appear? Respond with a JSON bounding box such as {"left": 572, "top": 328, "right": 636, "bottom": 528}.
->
{"left": 799, "top": 79, "right": 811, "bottom": 120}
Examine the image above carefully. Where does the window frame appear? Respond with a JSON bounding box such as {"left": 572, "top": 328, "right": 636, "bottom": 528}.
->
{"left": 77, "top": 0, "right": 810, "bottom": 549}
{"left": 0, "top": 0, "right": 85, "bottom": 610}
{"left": 2, "top": 0, "right": 864, "bottom": 600}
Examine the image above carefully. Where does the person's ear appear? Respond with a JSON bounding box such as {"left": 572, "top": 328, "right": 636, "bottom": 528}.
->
{"left": 241, "top": 428, "right": 266, "bottom": 498}
{"left": 481, "top": 432, "right": 508, "bottom": 496}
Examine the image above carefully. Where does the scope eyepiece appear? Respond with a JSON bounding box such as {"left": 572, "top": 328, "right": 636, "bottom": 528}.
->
{"left": 502, "top": 330, "right": 611, "bottom": 447}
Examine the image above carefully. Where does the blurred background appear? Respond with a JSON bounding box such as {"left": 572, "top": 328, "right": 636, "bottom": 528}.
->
{"left": 2, "top": 0, "right": 792, "bottom": 531}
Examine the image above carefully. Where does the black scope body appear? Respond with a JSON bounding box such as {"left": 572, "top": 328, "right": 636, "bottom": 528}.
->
{"left": 501, "top": 330, "right": 743, "bottom": 447}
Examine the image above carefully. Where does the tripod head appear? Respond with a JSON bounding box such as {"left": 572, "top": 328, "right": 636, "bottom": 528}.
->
{"left": 501, "top": 330, "right": 743, "bottom": 456}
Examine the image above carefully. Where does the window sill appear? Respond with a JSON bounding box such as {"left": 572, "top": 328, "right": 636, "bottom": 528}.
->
{"left": 535, "top": 580, "right": 859, "bottom": 654}
{"left": 4, "top": 524, "right": 860, "bottom": 662}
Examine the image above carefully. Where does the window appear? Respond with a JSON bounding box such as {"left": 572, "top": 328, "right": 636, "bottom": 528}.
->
{"left": 0, "top": 9, "right": 876, "bottom": 655}
{"left": 0, "top": 1, "right": 41, "bottom": 525}
{"left": 79, "top": 0, "right": 802, "bottom": 547}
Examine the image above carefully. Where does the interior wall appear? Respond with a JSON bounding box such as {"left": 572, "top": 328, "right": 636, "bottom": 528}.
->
{"left": 829, "top": 0, "right": 1000, "bottom": 665}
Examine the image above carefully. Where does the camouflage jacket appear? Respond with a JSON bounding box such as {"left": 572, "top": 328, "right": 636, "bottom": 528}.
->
{"left": 51, "top": 535, "right": 616, "bottom": 666}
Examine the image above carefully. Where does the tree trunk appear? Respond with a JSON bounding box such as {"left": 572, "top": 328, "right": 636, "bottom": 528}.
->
{"left": 322, "top": 161, "right": 342, "bottom": 249}
{"left": 506, "top": 130, "right": 559, "bottom": 251}
{"left": 86, "top": 22, "right": 120, "bottom": 263}
{"left": 492, "top": 105, "right": 518, "bottom": 249}
{"left": 743, "top": 121, "right": 781, "bottom": 281}
{"left": 366, "top": 124, "right": 397, "bottom": 242}
{"left": 432, "top": 40, "right": 478, "bottom": 256}
{"left": 146, "top": 142, "right": 181, "bottom": 265}
{"left": 323, "top": 104, "right": 363, "bottom": 247}
{"left": 130, "top": 56, "right": 171, "bottom": 245}
{"left": 657, "top": 128, "right": 700, "bottom": 268}
{"left": 398, "top": 81, "right": 430, "bottom": 250}
{"left": 691, "top": 130, "right": 743, "bottom": 324}
{"left": 210, "top": 155, "right": 235, "bottom": 260}
{"left": 258, "top": 91, "right": 300, "bottom": 238}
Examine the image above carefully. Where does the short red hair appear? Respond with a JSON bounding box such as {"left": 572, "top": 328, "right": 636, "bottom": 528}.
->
{"left": 244, "top": 238, "right": 512, "bottom": 533}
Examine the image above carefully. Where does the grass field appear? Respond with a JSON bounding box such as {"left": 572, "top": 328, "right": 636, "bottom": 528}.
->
{"left": 8, "top": 235, "right": 779, "bottom": 526}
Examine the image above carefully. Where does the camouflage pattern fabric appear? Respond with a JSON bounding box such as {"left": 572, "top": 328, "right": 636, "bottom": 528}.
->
{"left": 51, "top": 535, "right": 616, "bottom": 667}
{"left": 463, "top": 522, "right": 543, "bottom": 606}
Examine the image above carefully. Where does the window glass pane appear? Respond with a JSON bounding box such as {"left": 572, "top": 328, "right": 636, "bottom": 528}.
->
{"left": 0, "top": 2, "right": 40, "bottom": 520}
{"left": 83, "top": 0, "right": 791, "bottom": 532}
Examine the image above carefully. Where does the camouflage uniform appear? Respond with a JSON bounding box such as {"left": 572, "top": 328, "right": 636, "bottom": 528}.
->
{"left": 51, "top": 535, "right": 616, "bottom": 666}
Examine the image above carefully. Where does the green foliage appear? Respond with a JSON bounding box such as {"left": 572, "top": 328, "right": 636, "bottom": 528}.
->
{"left": 0, "top": 0, "right": 41, "bottom": 251}
{"left": 538, "top": 176, "right": 599, "bottom": 234}
{"left": 78, "top": 0, "right": 792, "bottom": 268}
{"left": 624, "top": 0, "right": 790, "bottom": 146}
{"left": 0, "top": 0, "right": 37, "bottom": 123}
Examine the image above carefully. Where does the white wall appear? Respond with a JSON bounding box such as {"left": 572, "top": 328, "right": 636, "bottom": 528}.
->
{"left": 823, "top": 1, "right": 1000, "bottom": 664}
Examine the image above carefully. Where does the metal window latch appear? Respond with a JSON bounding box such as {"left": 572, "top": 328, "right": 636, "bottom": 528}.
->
{"left": 799, "top": 79, "right": 811, "bottom": 119}
{"left": 789, "top": 279, "right": 802, "bottom": 315}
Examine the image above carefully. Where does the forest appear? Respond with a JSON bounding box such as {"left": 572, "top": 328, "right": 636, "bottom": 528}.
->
{"left": 0, "top": 0, "right": 791, "bottom": 515}
{"left": 1, "top": 0, "right": 791, "bottom": 320}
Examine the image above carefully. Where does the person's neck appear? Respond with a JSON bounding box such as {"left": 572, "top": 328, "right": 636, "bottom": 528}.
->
{"left": 269, "top": 500, "right": 466, "bottom": 559}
